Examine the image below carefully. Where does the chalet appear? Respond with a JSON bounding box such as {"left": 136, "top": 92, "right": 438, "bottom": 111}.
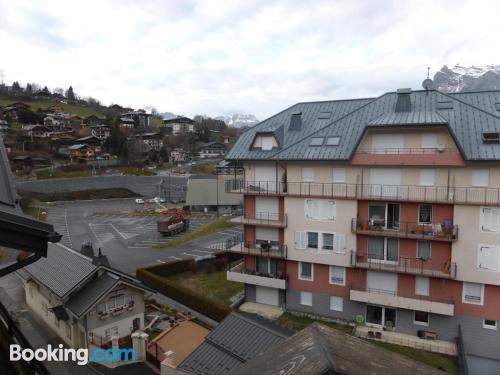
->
{"left": 75, "top": 135, "right": 102, "bottom": 154}
{"left": 22, "top": 124, "right": 51, "bottom": 138}
{"left": 49, "top": 130, "right": 76, "bottom": 141}
{"left": 90, "top": 124, "right": 111, "bottom": 140}
{"left": 43, "top": 114, "right": 65, "bottom": 130}
{"left": 198, "top": 141, "right": 226, "bottom": 157}
{"left": 135, "top": 132, "right": 163, "bottom": 151}
{"left": 119, "top": 117, "right": 135, "bottom": 129}
{"left": 67, "top": 144, "right": 95, "bottom": 161}
{"left": 85, "top": 114, "right": 105, "bottom": 127}
{"left": 170, "top": 148, "right": 189, "bottom": 163}
{"left": 64, "top": 115, "right": 83, "bottom": 128}
{"left": 46, "top": 104, "right": 64, "bottom": 113}
{"left": 163, "top": 116, "right": 196, "bottom": 135}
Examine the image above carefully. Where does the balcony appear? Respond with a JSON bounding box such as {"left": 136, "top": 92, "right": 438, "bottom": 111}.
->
{"left": 227, "top": 242, "right": 287, "bottom": 259}
{"left": 349, "top": 285, "right": 454, "bottom": 316}
{"left": 226, "top": 179, "right": 500, "bottom": 206}
{"left": 350, "top": 251, "right": 457, "bottom": 279}
{"left": 226, "top": 261, "right": 287, "bottom": 289}
{"left": 351, "top": 219, "right": 458, "bottom": 242}
{"left": 352, "top": 148, "right": 464, "bottom": 166}
{"left": 230, "top": 211, "right": 287, "bottom": 228}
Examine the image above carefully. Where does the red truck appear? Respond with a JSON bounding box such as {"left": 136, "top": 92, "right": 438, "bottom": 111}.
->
{"left": 157, "top": 215, "right": 190, "bottom": 236}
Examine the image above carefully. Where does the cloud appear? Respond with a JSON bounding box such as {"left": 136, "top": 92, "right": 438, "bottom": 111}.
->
{"left": 0, "top": 0, "right": 499, "bottom": 119}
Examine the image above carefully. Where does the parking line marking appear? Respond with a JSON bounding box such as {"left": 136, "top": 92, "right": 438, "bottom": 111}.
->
{"left": 192, "top": 249, "right": 212, "bottom": 254}
{"left": 169, "top": 256, "right": 182, "bottom": 260}
{"left": 182, "top": 252, "right": 201, "bottom": 258}
{"left": 110, "top": 224, "right": 127, "bottom": 240}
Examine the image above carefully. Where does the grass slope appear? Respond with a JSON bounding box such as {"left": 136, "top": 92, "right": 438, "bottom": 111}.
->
{"left": 0, "top": 99, "right": 107, "bottom": 118}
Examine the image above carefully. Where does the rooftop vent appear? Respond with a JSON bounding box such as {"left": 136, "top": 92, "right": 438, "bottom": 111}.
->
{"left": 437, "top": 101, "right": 453, "bottom": 110}
{"left": 289, "top": 112, "right": 302, "bottom": 131}
{"left": 318, "top": 111, "right": 332, "bottom": 119}
{"left": 482, "top": 132, "right": 500, "bottom": 143}
{"left": 395, "top": 89, "right": 412, "bottom": 112}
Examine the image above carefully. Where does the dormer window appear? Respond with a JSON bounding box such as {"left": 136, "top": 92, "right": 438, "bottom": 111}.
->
{"left": 262, "top": 136, "right": 274, "bottom": 150}
{"left": 482, "top": 132, "right": 500, "bottom": 143}
{"left": 252, "top": 133, "right": 279, "bottom": 150}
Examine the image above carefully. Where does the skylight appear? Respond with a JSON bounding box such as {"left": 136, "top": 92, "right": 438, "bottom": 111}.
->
{"left": 495, "top": 103, "right": 500, "bottom": 111}
{"left": 326, "top": 136, "right": 341, "bottom": 146}
{"left": 482, "top": 132, "right": 500, "bottom": 143}
{"left": 437, "top": 101, "right": 453, "bottom": 110}
{"left": 310, "top": 137, "right": 324, "bottom": 146}
{"left": 318, "top": 111, "right": 332, "bottom": 119}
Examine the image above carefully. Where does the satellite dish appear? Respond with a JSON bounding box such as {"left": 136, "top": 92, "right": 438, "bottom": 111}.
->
{"left": 422, "top": 78, "right": 434, "bottom": 90}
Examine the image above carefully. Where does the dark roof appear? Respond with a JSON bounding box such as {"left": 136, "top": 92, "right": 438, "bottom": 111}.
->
{"left": 163, "top": 116, "right": 195, "bottom": 124}
{"left": 226, "top": 89, "right": 500, "bottom": 161}
{"left": 178, "top": 312, "right": 291, "bottom": 375}
{"left": 235, "top": 323, "right": 447, "bottom": 375}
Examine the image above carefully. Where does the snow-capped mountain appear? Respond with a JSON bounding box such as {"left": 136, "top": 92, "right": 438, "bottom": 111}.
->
{"left": 216, "top": 114, "right": 259, "bottom": 128}
{"left": 433, "top": 64, "right": 500, "bottom": 93}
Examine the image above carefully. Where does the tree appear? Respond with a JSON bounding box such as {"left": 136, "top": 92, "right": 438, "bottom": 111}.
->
{"left": 11, "top": 81, "right": 22, "bottom": 95}
{"left": 17, "top": 108, "right": 42, "bottom": 124}
{"left": 25, "top": 83, "right": 33, "bottom": 96}
{"left": 159, "top": 145, "right": 169, "bottom": 163}
{"left": 65, "top": 86, "right": 76, "bottom": 102}
{"left": 53, "top": 87, "right": 64, "bottom": 96}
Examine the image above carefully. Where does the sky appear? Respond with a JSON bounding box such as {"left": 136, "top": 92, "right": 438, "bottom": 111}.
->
{"left": 1, "top": 0, "right": 499, "bottom": 120}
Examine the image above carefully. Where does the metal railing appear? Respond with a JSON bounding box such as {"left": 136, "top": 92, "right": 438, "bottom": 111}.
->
{"left": 88, "top": 332, "right": 133, "bottom": 349}
{"left": 356, "top": 147, "right": 458, "bottom": 155}
{"left": 226, "top": 179, "right": 500, "bottom": 205}
{"left": 232, "top": 211, "right": 287, "bottom": 226}
{"left": 227, "top": 260, "right": 287, "bottom": 280}
{"left": 226, "top": 242, "right": 287, "bottom": 258}
{"left": 456, "top": 325, "right": 469, "bottom": 375}
{"left": 351, "top": 218, "right": 458, "bottom": 241}
{"left": 350, "top": 251, "right": 457, "bottom": 279}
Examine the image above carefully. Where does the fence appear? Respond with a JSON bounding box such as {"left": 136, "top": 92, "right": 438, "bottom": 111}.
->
{"left": 456, "top": 325, "right": 469, "bottom": 375}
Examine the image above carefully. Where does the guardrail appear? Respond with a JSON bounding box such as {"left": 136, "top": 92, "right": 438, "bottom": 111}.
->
{"left": 356, "top": 147, "right": 458, "bottom": 155}
{"left": 230, "top": 242, "right": 288, "bottom": 258}
{"left": 226, "top": 179, "right": 500, "bottom": 205}
{"left": 350, "top": 251, "right": 457, "bottom": 279}
{"left": 227, "top": 260, "right": 287, "bottom": 280}
{"left": 351, "top": 218, "right": 458, "bottom": 241}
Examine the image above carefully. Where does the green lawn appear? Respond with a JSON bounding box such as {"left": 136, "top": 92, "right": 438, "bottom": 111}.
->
{"left": 154, "top": 219, "right": 238, "bottom": 249}
{"left": 21, "top": 205, "right": 48, "bottom": 221}
{"left": 35, "top": 168, "right": 93, "bottom": 180}
{"left": 0, "top": 99, "right": 107, "bottom": 117}
{"left": 164, "top": 270, "right": 243, "bottom": 306}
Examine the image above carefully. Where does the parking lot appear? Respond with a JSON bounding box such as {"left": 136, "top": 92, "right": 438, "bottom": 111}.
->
{"left": 46, "top": 198, "right": 242, "bottom": 273}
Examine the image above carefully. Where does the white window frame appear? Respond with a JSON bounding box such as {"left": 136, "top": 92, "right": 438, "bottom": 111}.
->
{"left": 483, "top": 319, "right": 498, "bottom": 330}
{"left": 417, "top": 240, "right": 432, "bottom": 261}
{"left": 329, "top": 296, "right": 343, "bottom": 312}
{"left": 329, "top": 266, "right": 346, "bottom": 286}
{"left": 295, "top": 230, "right": 345, "bottom": 253}
{"left": 413, "top": 311, "right": 430, "bottom": 326}
{"left": 415, "top": 276, "right": 430, "bottom": 296}
{"left": 367, "top": 237, "right": 399, "bottom": 264}
{"left": 298, "top": 262, "right": 314, "bottom": 281}
{"left": 299, "top": 291, "right": 313, "bottom": 306}
{"left": 480, "top": 207, "right": 500, "bottom": 233}
{"left": 472, "top": 169, "right": 489, "bottom": 187}
{"left": 302, "top": 167, "right": 314, "bottom": 182}
{"left": 332, "top": 168, "right": 346, "bottom": 183}
{"left": 462, "top": 282, "right": 484, "bottom": 305}
{"left": 305, "top": 199, "right": 336, "bottom": 221}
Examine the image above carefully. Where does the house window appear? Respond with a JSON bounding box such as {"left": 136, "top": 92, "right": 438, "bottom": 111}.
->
{"left": 302, "top": 168, "right": 314, "bottom": 182}
{"left": 307, "top": 232, "right": 318, "bottom": 249}
{"left": 415, "top": 276, "right": 430, "bottom": 296}
{"left": 421, "top": 133, "right": 438, "bottom": 149}
{"left": 478, "top": 245, "right": 499, "bottom": 272}
{"left": 256, "top": 256, "right": 277, "bottom": 274}
{"left": 65, "top": 322, "right": 72, "bottom": 339}
{"left": 261, "top": 136, "right": 274, "bottom": 150}
{"left": 417, "top": 241, "right": 431, "bottom": 260}
{"left": 462, "top": 282, "right": 484, "bottom": 305}
{"left": 414, "top": 311, "right": 429, "bottom": 326}
{"left": 330, "top": 296, "right": 343, "bottom": 311}
{"left": 332, "top": 168, "right": 346, "bottom": 183}
{"left": 418, "top": 205, "right": 432, "bottom": 224}
{"left": 483, "top": 319, "right": 497, "bottom": 330}
{"left": 322, "top": 233, "right": 334, "bottom": 251}
{"left": 305, "top": 199, "right": 335, "bottom": 221}
{"left": 368, "top": 237, "right": 398, "bottom": 262}
{"left": 329, "top": 266, "right": 345, "bottom": 286}
{"left": 299, "top": 262, "right": 313, "bottom": 281}
{"left": 481, "top": 207, "right": 500, "bottom": 233}
{"left": 420, "top": 169, "right": 435, "bottom": 186}
{"left": 300, "top": 291, "right": 313, "bottom": 306}
{"left": 472, "top": 170, "right": 489, "bottom": 187}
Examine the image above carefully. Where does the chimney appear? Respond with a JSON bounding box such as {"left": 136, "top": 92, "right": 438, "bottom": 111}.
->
{"left": 395, "top": 88, "right": 412, "bottom": 113}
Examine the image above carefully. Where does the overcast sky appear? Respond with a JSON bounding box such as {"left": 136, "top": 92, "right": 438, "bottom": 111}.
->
{"left": 0, "top": 0, "right": 499, "bottom": 119}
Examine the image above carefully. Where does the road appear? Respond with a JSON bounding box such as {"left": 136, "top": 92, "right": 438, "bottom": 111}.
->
{"left": 44, "top": 198, "right": 242, "bottom": 273}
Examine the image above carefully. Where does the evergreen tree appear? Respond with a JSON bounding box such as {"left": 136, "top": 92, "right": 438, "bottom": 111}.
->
{"left": 65, "top": 86, "right": 76, "bottom": 102}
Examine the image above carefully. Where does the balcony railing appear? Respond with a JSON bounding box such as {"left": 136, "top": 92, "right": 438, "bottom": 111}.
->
{"left": 88, "top": 332, "right": 133, "bottom": 349}
{"left": 356, "top": 147, "right": 458, "bottom": 155}
{"left": 226, "top": 179, "right": 500, "bottom": 205}
{"left": 351, "top": 219, "right": 458, "bottom": 241}
{"left": 230, "top": 211, "right": 287, "bottom": 227}
{"left": 350, "top": 251, "right": 457, "bottom": 279}
{"left": 227, "top": 242, "right": 288, "bottom": 258}
{"left": 227, "top": 260, "right": 287, "bottom": 289}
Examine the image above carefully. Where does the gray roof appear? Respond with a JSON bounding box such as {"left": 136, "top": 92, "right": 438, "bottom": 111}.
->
{"left": 226, "top": 89, "right": 500, "bottom": 161}
{"left": 65, "top": 272, "right": 119, "bottom": 317}
{"left": 235, "top": 323, "right": 447, "bottom": 375}
{"left": 24, "top": 244, "right": 97, "bottom": 298}
{"left": 178, "top": 312, "right": 291, "bottom": 375}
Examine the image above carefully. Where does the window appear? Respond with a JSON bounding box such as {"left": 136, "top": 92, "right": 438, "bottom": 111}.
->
{"left": 368, "top": 237, "right": 398, "bottom": 262}
{"left": 326, "top": 136, "right": 340, "bottom": 146}
{"left": 310, "top": 137, "right": 324, "bottom": 146}
{"left": 299, "top": 262, "right": 313, "bottom": 281}
{"left": 66, "top": 322, "right": 72, "bottom": 339}
{"left": 483, "top": 319, "right": 497, "bottom": 330}
{"left": 481, "top": 207, "right": 500, "bottom": 232}
{"left": 305, "top": 199, "right": 335, "bottom": 221}
{"left": 421, "top": 133, "right": 438, "bottom": 148}
{"left": 462, "top": 282, "right": 484, "bottom": 305}
{"left": 420, "top": 169, "right": 435, "bottom": 186}
{"left": 302, "top": 168, "right": 314, "bottom": 182}
{"left": 472, "top": 170, "right": 489, "bottom": 187}
{"left": 417, "top": 241, "right": 431, "bottom": 260}
{"left": 415, "top": 276, "right": 430, "bottom": 296}
{"left": 322, "top": 233, "right": 334, "bottom": 251}
{"left": 414, "top": 311, "right": 429, "bottom": 326}
{"left": 300, "top": 291, "right": 312, "bottom": 306}
{"left": 418, "top": 205, "right": 432, "bottom": 224}
{"left": 329, "top": 266, "right": 345, "bottom": 286}
{"left": 257, "top": 256, "right": 277, "bottom": 274}
{"left": 330, "top": 296, "right": 343, "bottom": 311}
{"left": 307, "top": 232, "right": 318, "bottom": 249}
{"left": 256, "top": 227, "right": 279, "bottom": 248}
{"left": 482, "top": 132, "right": 500, "bottom": 143}
{"left": 332, "top": 168, "right": 346, "bottom": 183}
{"left": 294, "top": 231, "right": 307, "bottom": 249}
{"left": 478, "top": 246, "right": 499, "bottom": 272}
{"left": 261, "top": 136, "right": 274, "bottom": 150}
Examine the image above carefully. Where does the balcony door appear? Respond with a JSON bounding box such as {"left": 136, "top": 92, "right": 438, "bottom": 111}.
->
{"left": 368, "top": 237, "right": 399, "bottom": 263}
{"left": 256, "top": 256, "right": 277, "bottom": 275}
{"left": 368, "top": 203, "right": 400, "bottom": 230}
{"left": 255, "top": 197, "right": 279, "bottom": 221}
{"left": 366, "top": 305, "right": 397, "bottom": 329}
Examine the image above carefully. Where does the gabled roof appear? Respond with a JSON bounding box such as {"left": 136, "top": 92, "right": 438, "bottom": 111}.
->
{"left": 226, "top": 89, "right": 500, "bottom": 161}
{"left": 235, "top": 323, "right": 447, "bottom": 375}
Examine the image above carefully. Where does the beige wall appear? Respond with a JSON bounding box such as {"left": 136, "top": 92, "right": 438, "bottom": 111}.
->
{"left": 286, "top": 162, "right": 361, "bottom": 183}
{"left": 285, "top": 197, "right": 356, "bottom": 267}
{"left": 244, "top": 162, "right": 284, "bottom": 182}
{"left": 452, "top": 206, "right": 500, "bottom": 286}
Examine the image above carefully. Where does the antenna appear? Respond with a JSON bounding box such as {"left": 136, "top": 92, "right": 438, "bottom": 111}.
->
{"left": 426, "top": 66, "right": 430, "bottom": 79}
{"left": 422, "top": 67, "right": 434, "bottom": 91}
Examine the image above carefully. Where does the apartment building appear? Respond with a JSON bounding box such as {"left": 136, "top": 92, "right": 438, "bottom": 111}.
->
{"left": 224, "top": 88, "right": 500, "bottom": 367}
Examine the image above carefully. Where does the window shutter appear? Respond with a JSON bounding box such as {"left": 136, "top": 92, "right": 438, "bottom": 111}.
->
{"left": 478, "top": 246, "right": 498, "bottom": 271}
{"left": 332, "top": 168, "right": 346, "bottom": 183}
{"left": 482, "top": 208, "right": 500, "bottom": 232}
{"left": 334, "top": 234, "right": 346, "bottom": 254}
{"left": 305, "top": 200, "right": 313, "bottom": 219}
{"left": 327, "top": 201, "right": 336, "bottom": 220}
{"left": 419, "top": 169, "right": 435, "bottom": 186}
{"left": 295, "top": 231, "right": 306, "bottom": 249}
{"left": 472, "top": 170, "right": 489, "bottom": 187}
{"left": 415, "top": 276, "right": 430, "bottom": 296}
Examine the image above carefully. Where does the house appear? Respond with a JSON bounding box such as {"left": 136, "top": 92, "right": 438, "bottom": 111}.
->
{"left": 121, "top": 110, "right": 152, "bottom": 128}
{"left": 85, "top": 114, "right": 105, "bottom": 127}
{"left": 17, "top": 243, "right": 153, "bottom": 368}
{"left": 90, "top": 124, "right": 111, "bottom": 140}
{"left": 163, "top": 116, "right": 196, "bottom": 135}
{"left": 0, "top": 119, "right": 9, "bottom": 134}
{"left": 46, "top": 104, "right": 64, "bottom": 113}
{"left": 224, "top": 86, "right": 500, "bottom": 372}
{"left": 76, "top": 135, "right": 102, "bottom": 151}
{"left": 49, "top": 130, "right": 76, "bottom": 141}
{"left": 135, "top": 132, "right": 163, "bottom": 151}
{"left": 198, "top": 141, "right": 226, "bottom": 157}
{"left": 185, "top": 175, "right": 242, "bottom": 214}
{"left": 22, "top": 124, "right": 51, "bottom": 138}
{"left": 67, "top": 144, "right": 95, "bottom": 161}
{"left": 170, "top": 148, "right": 189, "bottom": 163}
{"left": 119, "top": 117, "right": 136, "bottom": 129}
{"left": 43, "top": 114, "right": 66, "bottom": 130}
{"left": 63, "top": 115, "right": 83, "bottom": 128}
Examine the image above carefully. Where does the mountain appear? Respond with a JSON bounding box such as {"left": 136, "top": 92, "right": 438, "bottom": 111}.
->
{"left": 160, "top": 112, "right": 177, "bottom": 120}
{"left": 215, "top": 114, "right": 259, "bottom": 128}
{"left": 433, "top": 64, "right": 500, "bottom": 93}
